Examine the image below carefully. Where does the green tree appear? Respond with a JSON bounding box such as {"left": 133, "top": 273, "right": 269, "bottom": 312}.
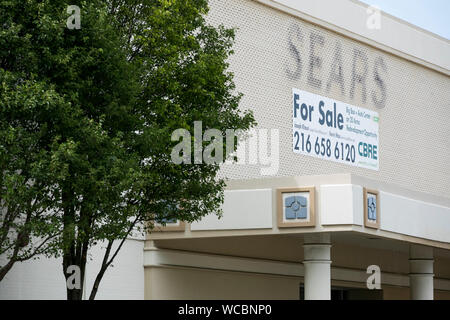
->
{"left": 0, "top": 0, "right": 255, "bottom": 299}
{"left": 0, "top": 71, "right": 67, "bottom": 281}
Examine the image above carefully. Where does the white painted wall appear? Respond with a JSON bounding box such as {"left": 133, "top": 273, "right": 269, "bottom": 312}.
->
{"left": 380, "top": 192, "right": 450, "bottom": 243}
{"left": 0, "top": 252, "right": 66, "bottom": 299}
{"left": 320, "top": 184, "right": 450, "bottom": 243}
{"left": 320, "top": 184, "right": 363, "bottom": 226}
{"left": 0, "top": 239, "right": 144, "bottom": 300}
{"left": 191, "top": 189, "right": 273, "bottom": 231}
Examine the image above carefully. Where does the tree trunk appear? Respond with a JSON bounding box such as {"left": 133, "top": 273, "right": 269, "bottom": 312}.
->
{"left": 89, "top": 266, "right": 107, "bottom": 300}
{"left": 89, "top": 240, "right": 113, "bottom": 300}
{"left": 62, "top": 185, "right": 86, "bottom": 300}
{"left": 0, "top": 259, "right": 16, "bottom": 282}
{"left": 63, "top": 245, "right": 88, "bottom": 300}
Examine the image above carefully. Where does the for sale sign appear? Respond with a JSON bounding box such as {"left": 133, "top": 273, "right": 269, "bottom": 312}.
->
{"left": 292, "top": 88, "right": 379, "bottom": 170}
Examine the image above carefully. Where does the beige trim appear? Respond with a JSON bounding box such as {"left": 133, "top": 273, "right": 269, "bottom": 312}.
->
{"left": 148, "top": 223, "right": 450, "bottom": 250}
{"left": 350, "top": 227, "right": 450, "bottom": 250}
{"left": 143, "top": 247, "right": 450, "bottom": 290}
{"left": 277, "top": 187, "right": 315, "bottom": 228}
{"left": 147, "top": 225, "right": 353, "bottom": 240}
{"left": 148, "top": 224, "right": 450, "bottom": 250}
{"left": 364, "top": 188, "right": 380, "bottom": 229}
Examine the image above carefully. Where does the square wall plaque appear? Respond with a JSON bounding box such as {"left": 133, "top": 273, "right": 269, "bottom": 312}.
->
{"left": 364, "top": 188, "right": 380, "bottom": 229}
{"left": 277, "top": 187, "right": 315, "bottom": 228}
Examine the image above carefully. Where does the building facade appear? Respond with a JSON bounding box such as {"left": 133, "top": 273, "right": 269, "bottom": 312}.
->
{"left": 1, "top": 0, "right": 450, "bottom": 300}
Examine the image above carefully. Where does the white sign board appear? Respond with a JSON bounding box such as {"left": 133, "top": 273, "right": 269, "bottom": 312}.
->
{"left": 292, "top": 88, "right": 379, "bottom": 170}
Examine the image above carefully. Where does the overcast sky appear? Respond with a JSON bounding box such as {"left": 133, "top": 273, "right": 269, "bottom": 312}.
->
{"left": 360, "top": 0, "right": 450, "bottom": 40}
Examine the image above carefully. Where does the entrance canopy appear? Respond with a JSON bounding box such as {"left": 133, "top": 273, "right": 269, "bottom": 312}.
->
{"left": 146, "top": 173, "right": 450, "bottom": 299}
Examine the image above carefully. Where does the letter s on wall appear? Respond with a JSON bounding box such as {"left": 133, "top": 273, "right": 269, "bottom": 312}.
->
{"left": 372, "top": 56, "right": 388, "bottom": 109}
{"left": 285, "top": 24, "right": 303, "bottom": 80}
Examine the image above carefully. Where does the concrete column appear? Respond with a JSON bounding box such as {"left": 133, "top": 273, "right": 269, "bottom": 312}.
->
{"left": 409, "top": 244, "right": 434, "bottom": 300}
{"left": 303, "top": 233, "right": 331, "bottom": 300}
